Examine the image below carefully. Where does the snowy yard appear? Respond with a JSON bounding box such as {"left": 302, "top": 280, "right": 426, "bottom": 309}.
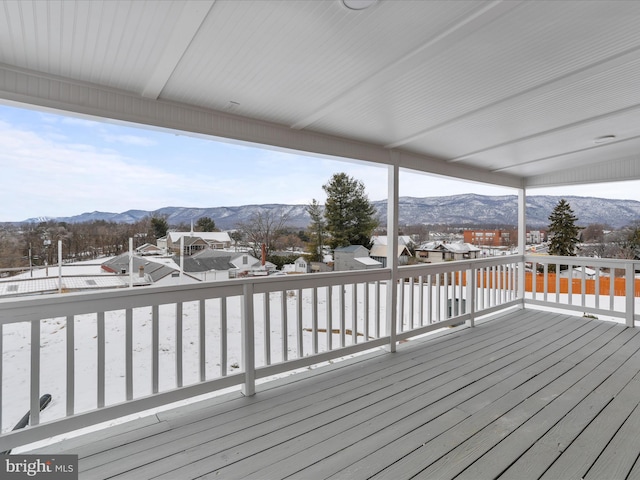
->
{"left": 1, "top": 284, "right": 393, "bottom": 437}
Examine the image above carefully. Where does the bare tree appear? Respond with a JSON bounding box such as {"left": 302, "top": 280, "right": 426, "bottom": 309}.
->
{"left": 237, "top": 209, "right": 290, "bottom": 258}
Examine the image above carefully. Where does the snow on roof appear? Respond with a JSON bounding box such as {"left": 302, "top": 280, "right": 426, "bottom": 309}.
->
{"left": 11, "top": 260, "right": 111, "bottom": 279}
{"left": 371, "top": 236, "right": 413, "bottom": 246}
{"left": 417, "top": 241, "right": 479, "bottom": 253}
{"left": 102, "top": 254, "right": 178, "bottom": 282}
{"left": 168, "top": 231, "right": 232, "bottom": 243}
{"left": 0, "top": 276, "right": 128, "bottom": 297}
{"left": 445, "top": 243, "right": 481, "bottom": 253}
{"left": 355, "top": 257, "right": 383, "bottom": 266}
{"left": 334, "top": 245, "right": 369, "bottom": 253}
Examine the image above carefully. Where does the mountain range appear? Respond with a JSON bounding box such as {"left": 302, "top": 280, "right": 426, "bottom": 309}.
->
{"left": 20, "top": 194, "right": 640, "bottom": 230}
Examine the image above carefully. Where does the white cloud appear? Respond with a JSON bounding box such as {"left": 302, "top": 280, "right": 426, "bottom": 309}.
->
{"left": 100, "top": 133, "right": 157, "bottom": 147}
{"left": 3, "top": 106, "right": 640, "bottom": 223}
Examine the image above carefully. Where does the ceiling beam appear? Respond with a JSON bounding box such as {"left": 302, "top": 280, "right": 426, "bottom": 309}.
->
{"left": 388, "top": 44, "right": 640, "bottom": 154}
{"left": 140, "top": 0, "right": 215, "bottom": 100}
{"left": 0, "top": 62, "right": 522, "bottom": 189}
{"left": 290, "top": 0, "right": 522, "bottom": 131}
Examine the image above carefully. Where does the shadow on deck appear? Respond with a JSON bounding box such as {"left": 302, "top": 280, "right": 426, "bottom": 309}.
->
{"left": 29, "top": 308, "right": 640, "bottom": 479}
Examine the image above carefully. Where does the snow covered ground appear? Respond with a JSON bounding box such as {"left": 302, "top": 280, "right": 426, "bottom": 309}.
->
{"left": 1, "top": 261, "right": 393, "bottom": 448}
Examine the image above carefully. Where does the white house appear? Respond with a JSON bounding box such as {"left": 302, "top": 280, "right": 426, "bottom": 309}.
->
{"left": 283, "top": 256, "right": 311, "bottom": 274}
{"left": 415, "top": 241, "right": 481, "bottom": 264}
{"left": 166, "top": 231, "right": 232, "bottom": 251}
{"left": 369, "top": 244, "right": 412, "bottom": 268}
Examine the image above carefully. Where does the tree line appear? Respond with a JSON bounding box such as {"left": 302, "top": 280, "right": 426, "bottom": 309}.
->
{"left": 0, "top": 172, "right": 379, "bottom": 271}
{"left": 5, "top": 178, "right": 640, "bottom": 273}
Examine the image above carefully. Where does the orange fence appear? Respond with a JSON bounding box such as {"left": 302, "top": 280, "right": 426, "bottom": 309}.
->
{"left": 525, "top": 272, "right": 640, "bottom": 297}
{"left": 414, "top": 270, "right": 640, "bottom": 297}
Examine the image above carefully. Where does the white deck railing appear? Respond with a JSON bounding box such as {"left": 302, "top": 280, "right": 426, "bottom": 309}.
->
{"left": 523, "top": 254, "right": 640, "bottom": 326}
{"left": 0, "top": 254, "right": 635, "bottom": 451}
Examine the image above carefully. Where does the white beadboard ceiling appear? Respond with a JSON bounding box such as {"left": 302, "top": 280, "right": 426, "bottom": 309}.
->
{"left": 1, "top": 0, "right": 640, "bottom": 190}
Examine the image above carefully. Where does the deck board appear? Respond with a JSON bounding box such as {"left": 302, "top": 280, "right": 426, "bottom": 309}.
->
{"left": 26, "top": 309, "right": 640, "bottom": 479}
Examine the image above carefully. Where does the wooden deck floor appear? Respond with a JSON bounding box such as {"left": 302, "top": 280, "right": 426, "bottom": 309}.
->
{"left": 30, "top": 308, "right": 640, "bottom": 479}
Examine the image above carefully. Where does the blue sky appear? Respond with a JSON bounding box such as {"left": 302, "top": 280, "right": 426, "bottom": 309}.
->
{"left": 0, "top": 103, "right": 637, "bottom": 222}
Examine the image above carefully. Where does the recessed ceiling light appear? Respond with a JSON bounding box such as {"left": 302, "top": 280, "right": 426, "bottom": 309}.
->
{"left": 594, "top": 135, "right": 616, "bottom": 144}
{"left": 342, "top": 0, "right": 377, "bottom": 10}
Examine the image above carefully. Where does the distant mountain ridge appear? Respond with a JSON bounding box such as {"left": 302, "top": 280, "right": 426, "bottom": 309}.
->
{"left": 20, "top": 194, "right": 640, "bottom": 229}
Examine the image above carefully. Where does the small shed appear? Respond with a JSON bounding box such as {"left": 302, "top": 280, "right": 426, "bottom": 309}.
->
{"left": 294, "top": 256, "right": 310, "bottom": 273}
{"left": 333, "top": 245, "right": 382, "bottom": 271}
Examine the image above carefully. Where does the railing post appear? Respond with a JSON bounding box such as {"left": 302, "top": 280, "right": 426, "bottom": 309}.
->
{"left": 242, "top": 283, "right": 256, "bottom": 396}
{"left": 466, "top": 267, "right": 475, "bottom": 327}
{"left": 626, "top": 262, "right": 635, "bottom": 327}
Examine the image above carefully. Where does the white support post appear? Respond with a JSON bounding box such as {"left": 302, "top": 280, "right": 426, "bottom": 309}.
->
{"left": 180, "top": 236, "right": 184, "bottom": 281}
{"left": 242, "top": 283, "right": 256, "bottom": 396}
{"left": 129, "top": 237, "right": 134, "bottom": 288}
{"left": 467, "top": 267, "right": 476, "bottom": 327}
{"left": 58, "top": 240, "right": 63, "bottom": 293}
{"left": 30, "top": 320, "right": 41, "bottom": 426}
{"left": 386, "top": 157, "right": 399, "bottom": 353}
{"left": 66, "top": 315, "right": 75, "bottom": 416}
{"left": 626, "top": 262, "right": 635, "bottom": 327}
{"left": 517, "top": 187, "right": 526, "bottom": 307}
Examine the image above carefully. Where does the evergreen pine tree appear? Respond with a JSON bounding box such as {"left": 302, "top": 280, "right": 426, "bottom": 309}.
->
{"left": 322, "top": 173, "right": 378, "bottom": 249}
{"left": 305, "top": 199, "right": 326, "bottom": 262}
{"left": 548, "top": 199, "right": 580, "bottom": 256}
{"left": 195, "top": 216, "right": 216, "bottom": 232}
{"left": 150, "top": 216, "right": 169, "bottom": 240}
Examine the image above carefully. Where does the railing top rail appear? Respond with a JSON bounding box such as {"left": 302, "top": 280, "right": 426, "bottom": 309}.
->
{"left": 525, "top": 254, "right": 640, "bottom": 268}
{"left": 0, "top": 268, "right": 394, "bottom": 325}
{"left": 398, "top": 255, "right": 522, "bottom": 277}
{"left": 251, "top": 268, "right": 391, "bottom": 294}
{"left": 0, "top": 279, "right": 243, "bottom": 324}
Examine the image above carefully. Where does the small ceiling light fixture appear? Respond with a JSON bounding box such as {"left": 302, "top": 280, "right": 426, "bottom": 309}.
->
{"left": 225, "top": 101, "right": 240, "bottom": 111}
{"left": 593, "top": 135, "right": 616, "bottom": 144}
{"left": 342, "top": 0, "right": 377, "bottom": 10}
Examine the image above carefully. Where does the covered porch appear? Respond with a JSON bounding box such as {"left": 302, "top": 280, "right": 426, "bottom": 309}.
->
{"left": 3, "top": 1, "right": 640, "bottom": 478}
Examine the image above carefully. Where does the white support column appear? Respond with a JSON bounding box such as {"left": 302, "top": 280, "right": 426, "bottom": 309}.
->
{"left": 129, "top": 237, "right": 134, "bottom": 288}
{"left": 386, "top": 156, "right": 400, "bottom": 352}
{"left": 58, "top": 240, "right": 63, "bottom": 293}
{"left": 518, "top": 187, "right": 526, "bottom": 307}
{"left": 180, "top": 236, "right": 185, "bottom": 281}
{"left": 242, "top": 283, "right": 256, "bottom": 396}
{"left": 466, "top": 266, "right": 476, "bottom": 327}
{"left": 625, "top": 262, "right": 635, "bottom": 327}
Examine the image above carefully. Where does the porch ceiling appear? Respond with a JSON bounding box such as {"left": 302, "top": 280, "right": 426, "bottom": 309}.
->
{"left": 1, "top": 1, "right": 640, "bottom": 189}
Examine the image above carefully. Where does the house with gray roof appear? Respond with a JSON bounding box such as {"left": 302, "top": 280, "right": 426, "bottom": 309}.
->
{"left": 333, "top": 245, "right": 382, "bottom": 271}
{"left": 101, "top": 254, "right": 187, "bottom": 285}
{"left": 415, "top": 241, "right": 480, "bottom": 264}
{"left": 172, "top": 249, "right": 241, "bottom": 281}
